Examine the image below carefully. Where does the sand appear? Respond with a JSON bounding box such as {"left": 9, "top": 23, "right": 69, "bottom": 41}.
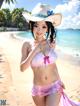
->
{"left": 0, "top": 32, "right": 80, "bottom": 106}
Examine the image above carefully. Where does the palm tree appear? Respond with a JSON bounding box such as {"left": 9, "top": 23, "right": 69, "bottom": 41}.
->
{"left": 0, "top": 0, "right": 16, "bottom": 8}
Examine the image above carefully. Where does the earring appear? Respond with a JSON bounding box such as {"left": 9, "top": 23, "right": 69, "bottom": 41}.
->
{"left": 34, "top": 35, "right": 37, "bottom": 40}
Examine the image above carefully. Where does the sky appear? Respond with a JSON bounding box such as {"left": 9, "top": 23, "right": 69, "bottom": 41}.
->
{"left": 1, "top": 0, "right": 80, "bottom": 29}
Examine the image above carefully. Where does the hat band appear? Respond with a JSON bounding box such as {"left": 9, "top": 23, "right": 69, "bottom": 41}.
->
{"left": 32, "top": 10, "right": 54, "bottom": 18}
{"left": 33, "top": 14, "right": 47, "bottom": 18}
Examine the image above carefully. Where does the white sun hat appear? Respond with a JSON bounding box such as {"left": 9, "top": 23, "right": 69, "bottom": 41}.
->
{"left": 22, "top": 3, "right": 62, "bottom": 26}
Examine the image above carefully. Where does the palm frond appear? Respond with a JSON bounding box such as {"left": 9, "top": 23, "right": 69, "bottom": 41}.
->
{"left": 5, "top": 0, "right": 16, "bottom": 4}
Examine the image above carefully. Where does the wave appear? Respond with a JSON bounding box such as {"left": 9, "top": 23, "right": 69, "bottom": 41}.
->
{"left": 57, "top": 46, "right": 80, "bottom": 58}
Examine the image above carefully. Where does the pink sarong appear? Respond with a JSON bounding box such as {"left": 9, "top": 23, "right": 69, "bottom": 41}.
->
{"left": 60, "top": 91, "right": 80, "bottom": 106}
{"left": 32, "top": 80, "right": 80, "bottom": 106}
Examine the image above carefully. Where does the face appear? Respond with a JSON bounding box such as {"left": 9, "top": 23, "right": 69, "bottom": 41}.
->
{"left": 33, "top": 21, "right": 48, "bottom": 40}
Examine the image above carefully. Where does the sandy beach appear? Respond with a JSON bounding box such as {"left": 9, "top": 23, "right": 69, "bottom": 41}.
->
{"left": 0, "top": 32, "right": 80, "bottom": 106}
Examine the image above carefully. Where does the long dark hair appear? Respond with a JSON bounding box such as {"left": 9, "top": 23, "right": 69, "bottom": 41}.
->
{"left": 29, "top": 21, "right": 56, "bottom": 43}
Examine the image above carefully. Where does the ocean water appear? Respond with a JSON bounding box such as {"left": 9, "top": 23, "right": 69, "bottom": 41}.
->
{"left": 56, "top": 29, "right": 80, "bottom": 57}
{"left": 17, "top": 29, "right": 80, "bottom": 57}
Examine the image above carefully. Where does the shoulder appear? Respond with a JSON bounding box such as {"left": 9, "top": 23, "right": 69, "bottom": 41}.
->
{"left": 21, "top": 41, "right": 32, "bottom": 54}
{"left": 22, "top": 41, "right": 32, "bottom": 49}
{"left": 21, "top": 41, "right": 32, "bottom": 62}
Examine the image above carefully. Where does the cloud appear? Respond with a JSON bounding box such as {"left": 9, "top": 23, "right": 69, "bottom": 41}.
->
{"left": 55, "top": 0, "right": 80, "bottom": 29}
{"left": 1, "top": 1, "right": 15, "bottom": 11}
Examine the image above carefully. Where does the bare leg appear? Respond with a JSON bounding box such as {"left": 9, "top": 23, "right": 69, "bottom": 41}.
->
{"left": 32, "top": 95, "right": 46, "bottom": 106}
{"left": 46, "top": 92, "right": 61, "bottom": 106}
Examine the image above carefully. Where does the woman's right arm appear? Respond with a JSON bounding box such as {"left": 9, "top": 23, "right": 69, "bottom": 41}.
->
{"left": 20, "top": 43, "right": 40, "bottom": 72}
{"left": 21, "top": 42, "right": 32, "bottom": 63}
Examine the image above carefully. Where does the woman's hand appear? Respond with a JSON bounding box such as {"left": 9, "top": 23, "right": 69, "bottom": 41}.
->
{"left": 34, "top": 39, "right": 46, "bottom": 54}
{"left": 60, "top": 81, "right": 65, "bottom": 89}
{"left": 50, "top": 41, "right": 56, "bottom": 48}
{"left": 33, "top": 43, "right": 41, "bottom": 55}
{"left": 34, "top": 39, "right": 46, "bottom": 46}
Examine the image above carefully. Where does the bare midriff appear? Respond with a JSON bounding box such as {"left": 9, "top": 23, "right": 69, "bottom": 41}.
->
{"left": 31, "top": 63, "right": 60, "bottom": 86}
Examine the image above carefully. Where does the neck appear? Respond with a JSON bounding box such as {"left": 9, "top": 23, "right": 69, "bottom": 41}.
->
{"left": 35, "top": 36, "right": 46, "bottom": 43}
{"left": 34, "top": 38, "right": 46, "bottom": 46}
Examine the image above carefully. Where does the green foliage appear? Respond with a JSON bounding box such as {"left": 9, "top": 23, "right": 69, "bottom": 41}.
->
{"left": 0, "top": 10, "right": 6, "bottom": 26}
{"left": 2, "top": 8, "right": 12, "bottom": 27}
{"left": 18, "top": 22, "right": 24, "bottom": 30}
{"left": 0, "top": 8, "right": 29, "bottom": 31}
{"left": 0, "top": 0, "right": 16, "bottom": 8}
{"left": 11, "top": 8, "right": 24, "bottom": 27}
{"left": 5, "top": 0, "right": 16, "bottom": 4}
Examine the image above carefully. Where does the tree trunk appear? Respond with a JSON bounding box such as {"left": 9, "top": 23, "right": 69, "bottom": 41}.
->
{"left": 0, "top": 0, "right": 4, "bottom": 8}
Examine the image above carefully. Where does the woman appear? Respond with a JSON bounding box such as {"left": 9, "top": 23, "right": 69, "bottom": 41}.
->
{"left": 21, "top": 3, "right": 80, "bottom": 106}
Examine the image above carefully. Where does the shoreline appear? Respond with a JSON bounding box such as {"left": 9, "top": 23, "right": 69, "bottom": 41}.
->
{"left": 0, "top": 32, "right": 80, "bottom": 106}
{"left": 55, "top": 48, "right": 80, "bottom": 66}
{"left": 1, "top": 31, "right": 80, "bottom": 58}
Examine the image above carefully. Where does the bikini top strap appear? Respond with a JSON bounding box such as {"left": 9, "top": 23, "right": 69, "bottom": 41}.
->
{"left": 46, "top": 40, "right": 51, "bottom": 48}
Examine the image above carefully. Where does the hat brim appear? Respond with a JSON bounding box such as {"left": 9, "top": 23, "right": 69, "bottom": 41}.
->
{"left": 22, "top": 12, "right": 62, "bottom": 26}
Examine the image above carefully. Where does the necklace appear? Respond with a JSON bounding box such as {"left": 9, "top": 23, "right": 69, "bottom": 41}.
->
{"left": 39, "top": 40, "right": 50, "bottom": 65}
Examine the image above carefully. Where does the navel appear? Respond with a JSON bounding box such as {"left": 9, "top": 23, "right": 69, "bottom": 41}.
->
{"left": 45, "top": 76, "right": 48, "bottom": 80}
